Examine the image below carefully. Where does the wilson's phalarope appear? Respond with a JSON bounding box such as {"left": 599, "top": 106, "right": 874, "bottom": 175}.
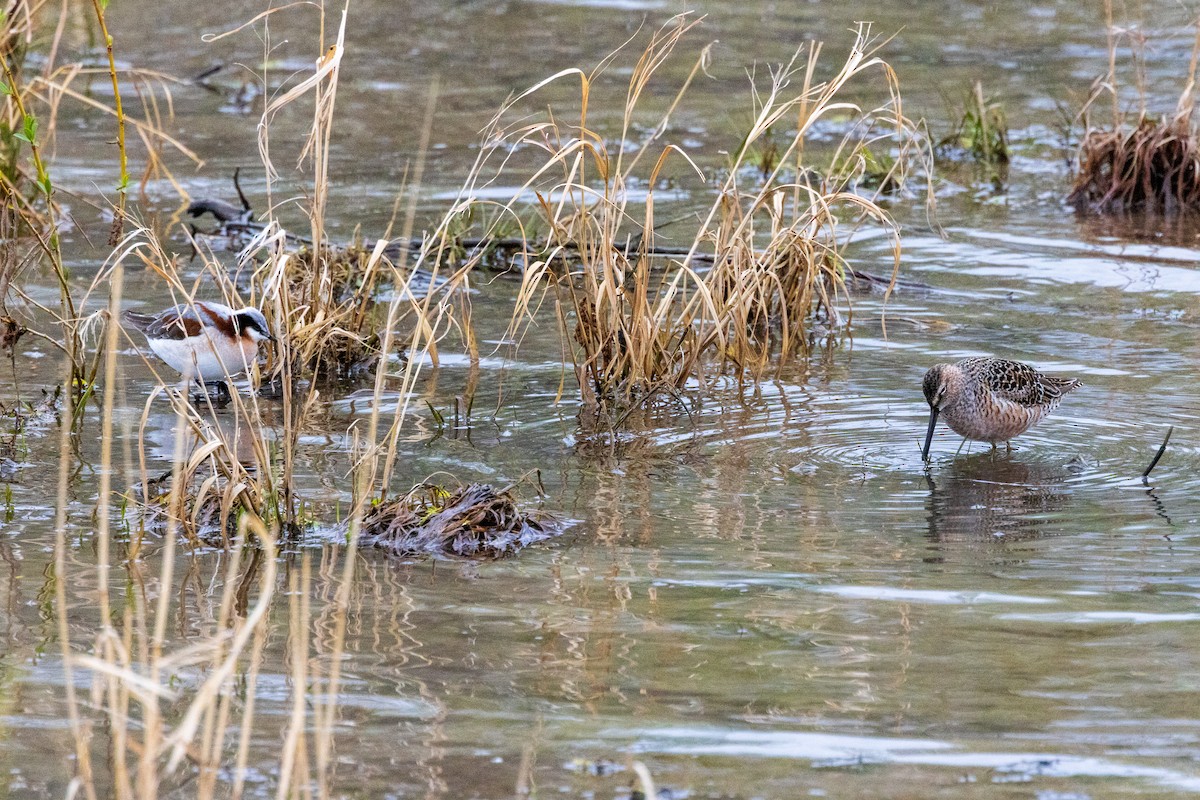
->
{"left": 122, "top": 301, "right": 274, "bottom": 401}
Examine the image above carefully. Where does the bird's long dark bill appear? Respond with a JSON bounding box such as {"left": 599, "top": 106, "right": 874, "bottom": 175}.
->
{"left": 921, "top": 407, "right": 939, "bottom": 462}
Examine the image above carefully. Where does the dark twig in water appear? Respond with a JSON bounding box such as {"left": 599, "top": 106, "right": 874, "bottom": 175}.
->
{"left": 190, "top": 63, "right": 223, "bottom": 84}
{"left": 186, "top": 192, "right": 927, "bottom": 290}
{"left": 232, "top": 167, "right": 253, "bottom": 217}
{"left": 1141, "top": 425, "right": 1173, "bottom": 481}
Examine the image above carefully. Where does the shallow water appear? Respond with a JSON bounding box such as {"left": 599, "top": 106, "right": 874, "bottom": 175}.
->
{"left": 4, "top": 1, "right": 1200, "bottom": 798}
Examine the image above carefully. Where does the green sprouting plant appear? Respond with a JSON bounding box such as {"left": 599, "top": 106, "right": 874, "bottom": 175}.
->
{"left": 743, "top": 123, "right": 784, "bottom": 181}
{"left": 831, "top": 144, "right": 898, "bottom": 193}
{"left": 0, "top": 118, "right": 22, "bottom": 186}
{"left": 940, "top": 81, "right": 1009, "bottom": 167}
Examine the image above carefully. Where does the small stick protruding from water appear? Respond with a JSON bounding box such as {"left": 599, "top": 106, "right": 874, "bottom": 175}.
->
{"left": 1141, "top": 425, "right": 1174, "bottom": 481}
{"left": 232, "top": 167, "right": 253, "bottom": 218}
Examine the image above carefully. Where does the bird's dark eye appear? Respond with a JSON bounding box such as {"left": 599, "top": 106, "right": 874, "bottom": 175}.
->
{"left": 234, "top": 312, "right": 264, "bottom": 336}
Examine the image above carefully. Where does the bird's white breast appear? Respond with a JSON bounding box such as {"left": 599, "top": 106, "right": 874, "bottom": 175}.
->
{"left": 148, "top": 332, "right": 257, "bottom": 381}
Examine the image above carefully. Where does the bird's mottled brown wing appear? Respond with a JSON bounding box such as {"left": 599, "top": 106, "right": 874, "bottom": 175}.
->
{"left": 121, "top": 305, "right": 205, "bottom": 341}
{"left": 974, "top": 357, "right": 1081, "bottom": 407}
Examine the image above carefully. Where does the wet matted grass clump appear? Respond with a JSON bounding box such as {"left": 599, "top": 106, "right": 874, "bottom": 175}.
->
{"left": 360, "top": 482, "right": 560, "bottom": 559}
{"left": 129, "top": 473, "right": 562, "bottom": 558}
{"left": 127, "top": 466, "right": 274, "bottom": 545}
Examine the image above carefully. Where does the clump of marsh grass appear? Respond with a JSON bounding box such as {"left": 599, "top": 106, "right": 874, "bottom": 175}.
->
{"left": 1070, "top": 113, "right": 1200, "bottom": 211}
{"left": 191, "top": 17, "right": 469, "bottom": 389}
{"left": 1069, "top": 3, "right": 1200, "bottom": 212}
{"left": 938, "top": 81, "right": 1009, "bottom": 188}
{"left": 360, "top": 481, "right": 559, "bottom": 559}
{"left": 466, "top": 16, "right": 923, "bottom": 417}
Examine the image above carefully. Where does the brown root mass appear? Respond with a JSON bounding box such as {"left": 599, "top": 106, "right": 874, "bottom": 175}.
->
{"left": 1070, "top": 116, "right": 1200, "bottom": 212}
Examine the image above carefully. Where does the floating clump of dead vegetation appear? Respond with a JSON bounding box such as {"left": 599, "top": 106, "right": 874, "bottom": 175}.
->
{"left": 1069, "top": 3, "right": 1200, "bottom": 213}
{"left": 360, "top": 480, "right": 560, "bottom": 559}
{"left": 132, "top": 470, "right": 561, "bottom": 560}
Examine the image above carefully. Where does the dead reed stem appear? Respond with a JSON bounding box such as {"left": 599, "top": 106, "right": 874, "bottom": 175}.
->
{"left": 481, "top": 17, "right": 914, "bottom": 415}
{"left": 52, "top": 344, "right": 97, "bottom": 800}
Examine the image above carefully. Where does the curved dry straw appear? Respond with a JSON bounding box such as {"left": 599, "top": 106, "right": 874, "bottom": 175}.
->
{"left": 457, "top": 16, "right": 923, "bottom": 414}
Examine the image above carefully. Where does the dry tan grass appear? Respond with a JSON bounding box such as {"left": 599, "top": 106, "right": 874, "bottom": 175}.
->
{"left": 449, "top": 16, "right": 923, "bottom": 416}
{"left": 42, "top": 0, "right": 512, "bottom": 791}
{"left": 361, "top": 481, "right": 558, "bottom": 559}
{"left": 46, "top": 5, "right": 449, "bottom": 798}
{"left": 1069, "top": 2, "right": 1200, "bottom": 212}
{"left": 1, "top": 1, "right": 203, "bottom": 406}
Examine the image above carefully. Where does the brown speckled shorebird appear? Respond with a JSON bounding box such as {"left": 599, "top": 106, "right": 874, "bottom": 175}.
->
{"left": 921, "top": 357, "right": 1082, "bottom": 461}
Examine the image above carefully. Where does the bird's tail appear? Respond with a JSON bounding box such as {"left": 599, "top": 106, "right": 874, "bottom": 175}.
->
{"left": 1049, "top": 376, "right": 1084, "bottom": 397}
{"left": 120, "top": 310, "right": 156, "bottom": 333}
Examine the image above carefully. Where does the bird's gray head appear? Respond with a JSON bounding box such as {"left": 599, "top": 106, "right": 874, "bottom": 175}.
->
{"left": 922, "top": 364, "right": 949, "bottom": 409}
{"left": 921, "top": 363, "right": 958, "bottom": 463}
{"left": 921, "top": 367, "right": 940, "bottom": 410}
{"left": 233, "top": 308, "right": 274, "bottom": 343}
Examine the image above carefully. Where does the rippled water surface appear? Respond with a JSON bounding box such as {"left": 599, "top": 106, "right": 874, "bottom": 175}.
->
{"left": 4, "top": 1, "right": 1200, "bottom": 798}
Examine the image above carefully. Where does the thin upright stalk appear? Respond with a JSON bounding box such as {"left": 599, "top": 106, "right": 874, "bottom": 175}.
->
{"left": 89, "top": 0, "right": 130, "bottom": 241}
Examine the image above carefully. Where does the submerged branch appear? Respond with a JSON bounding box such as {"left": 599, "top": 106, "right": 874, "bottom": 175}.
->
{"left": 186, "top": 194, "right": 927, "bottom": 290}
